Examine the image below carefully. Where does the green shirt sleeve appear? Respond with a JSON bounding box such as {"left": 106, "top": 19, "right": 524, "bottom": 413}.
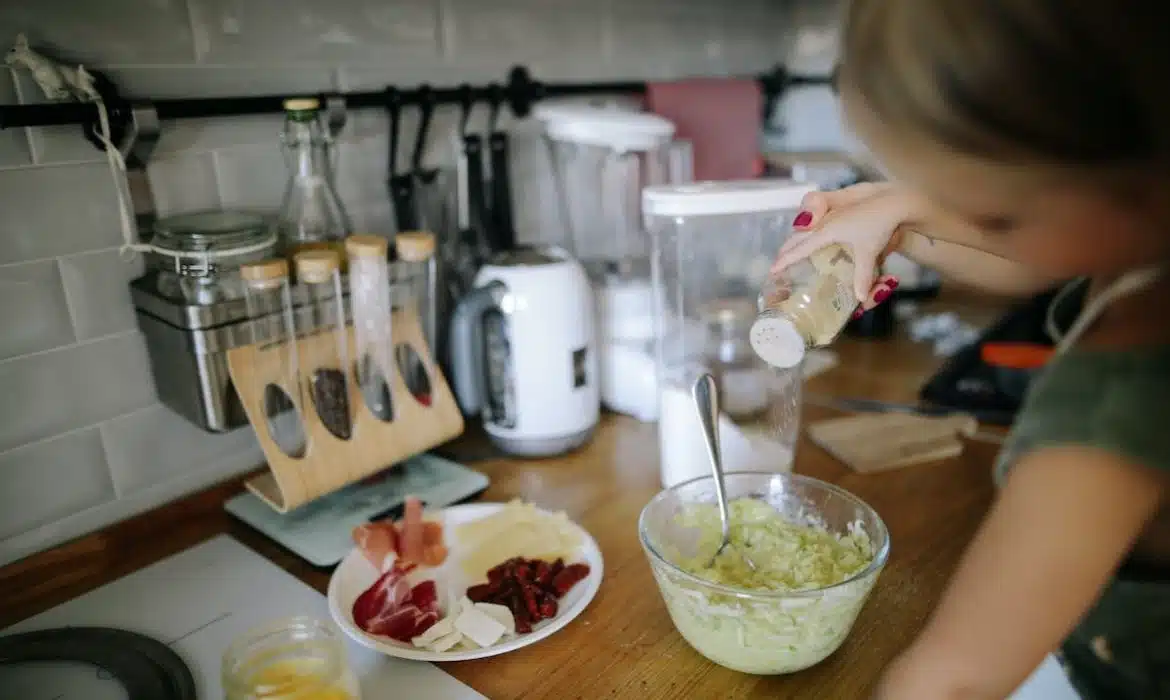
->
{"left": 994, "top": 345, "right": 1170, "bottom": 483}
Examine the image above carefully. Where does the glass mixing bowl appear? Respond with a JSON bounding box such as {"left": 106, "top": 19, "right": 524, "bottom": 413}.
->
{"left": 638, "top": 472, "right": 890, "bottom": 674}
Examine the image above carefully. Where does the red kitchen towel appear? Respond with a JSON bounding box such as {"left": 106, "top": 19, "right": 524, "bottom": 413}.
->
{"left": 646, "top": 78, "right": 763, "bottom": 182}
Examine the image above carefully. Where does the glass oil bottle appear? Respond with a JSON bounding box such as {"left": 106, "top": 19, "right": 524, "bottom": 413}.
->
{"left": 278, "top": 98, "right": 352, "bottom": 262}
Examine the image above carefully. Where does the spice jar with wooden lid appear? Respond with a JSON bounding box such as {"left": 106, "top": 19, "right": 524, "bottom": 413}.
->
{"left": 394, "top": 231, "right": 439, "bottom": 361}
{"left": 346, "top": 235, "right": 395, "bottom": 422}
{"left": 240, "top": 258, "right": 307, "bottom": 458}
{"left": 294, "top": 250, "right": 353, "bottom": 441}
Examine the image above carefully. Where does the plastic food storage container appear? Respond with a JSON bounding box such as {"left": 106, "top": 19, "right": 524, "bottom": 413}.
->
{"left": 643, "top": 180, "right": 817, "bottom": 488}
{"left": 638, "top": 472, "right": 889, "bottom": 675}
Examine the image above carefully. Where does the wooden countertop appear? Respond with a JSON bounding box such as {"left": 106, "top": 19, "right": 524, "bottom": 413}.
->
{"left": 0, "top": 294, "right": 1008, "bottom": 699}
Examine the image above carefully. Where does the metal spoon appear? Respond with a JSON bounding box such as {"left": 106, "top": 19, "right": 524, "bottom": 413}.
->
{"left": 692, "top": 373, "right": 757, "bottom": 571}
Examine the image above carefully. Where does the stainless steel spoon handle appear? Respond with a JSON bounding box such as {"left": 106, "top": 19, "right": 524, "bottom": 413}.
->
{"left": 693, "top": 373, "right": 730, "bottom": 546}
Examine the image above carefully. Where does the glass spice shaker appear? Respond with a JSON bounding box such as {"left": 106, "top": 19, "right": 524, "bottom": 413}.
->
{"left": 750, "top": 243, "right": 858, "bottom": 369}
{"left": 699, "top": 298, "right": 772, "bottom": 420}
{"left": 222, "top": 616, "right": 361, "bottom": 700}
{"left": 293, "top": 250, "right": 353, "bottom": 441}
{"left": 345, "top": 235, "right": 395, "bottom": 422}
{"left": 240, "top": 259, "right": 307, "bottom": 459}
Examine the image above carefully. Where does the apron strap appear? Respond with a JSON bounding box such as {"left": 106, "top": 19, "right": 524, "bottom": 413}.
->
{"left": 1049, "top": 267, "right": 1163, "bottom": 355}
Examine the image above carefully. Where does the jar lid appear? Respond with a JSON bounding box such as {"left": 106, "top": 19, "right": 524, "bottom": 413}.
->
{"left": 345, "top": 234, "right": 389, "bottom": 259}
{"left": 240, "top": 258, "right": 289, "bottom": 289}
{"left": 152, "top": 210, "right": 275, "bottom": 256}
{"left": 394, "top": 231, "right": 436, "bottom": 262}
{"left": 294, "top": 250, "right": 341, "bottom": 284}
{"left": 533, "top": 103, "right": 675, "bottom": 152}
{"left": 642, "top": 179, "right": 817, "bottom": 218}
{"left": 749, "top": 315, "right": 807, "bottom": 369}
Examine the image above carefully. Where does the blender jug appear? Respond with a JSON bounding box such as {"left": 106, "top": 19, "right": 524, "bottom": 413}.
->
{"left": 534, "top": 104, "right": 684, "bottom": 421}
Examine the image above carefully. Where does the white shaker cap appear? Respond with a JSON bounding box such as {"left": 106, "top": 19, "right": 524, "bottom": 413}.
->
{"left": 749, "top": 315, "right": 807, "bottom": 369}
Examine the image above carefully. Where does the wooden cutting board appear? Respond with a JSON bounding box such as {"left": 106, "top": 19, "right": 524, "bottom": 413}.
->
{"left": 807, "top": 412, "right": 978, "bottom": 473}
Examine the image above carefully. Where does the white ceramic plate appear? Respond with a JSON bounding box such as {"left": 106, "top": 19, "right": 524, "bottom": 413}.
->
{"left": 328, "top": 502, "right": 604, "bottom": 662}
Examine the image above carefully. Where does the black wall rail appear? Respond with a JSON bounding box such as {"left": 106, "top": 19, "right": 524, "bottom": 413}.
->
{"left": 0, "top": 64, "right": 832, "bottom": 151}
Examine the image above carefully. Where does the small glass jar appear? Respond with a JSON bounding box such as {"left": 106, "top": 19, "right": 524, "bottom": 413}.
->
{"left": 750, "top": 243, "right": 857, "bottom": 369}
{"left": 222, "top": 616, "right": 360, "bottom": 700}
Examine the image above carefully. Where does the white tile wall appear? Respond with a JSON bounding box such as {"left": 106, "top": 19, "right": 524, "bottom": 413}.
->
{"left": 0, "top": 0, "right": 809, "bottom": 564}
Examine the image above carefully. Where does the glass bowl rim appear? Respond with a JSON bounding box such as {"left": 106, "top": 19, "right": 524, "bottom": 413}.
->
{"left": 637, "top": 471, "right": 891, "bottom": 600}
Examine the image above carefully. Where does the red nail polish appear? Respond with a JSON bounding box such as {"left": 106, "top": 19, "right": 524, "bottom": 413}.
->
{"left": 793, "top": 211, "right": 813, "bottom": 228}
{"left": 873, "top": 288, "right": 892, "bottom": 304}
{"left": 886, "top": 277, "right": 900, "bottom": 290}
{"left": 852, "top": 307, "right": 865, "bottom": 319}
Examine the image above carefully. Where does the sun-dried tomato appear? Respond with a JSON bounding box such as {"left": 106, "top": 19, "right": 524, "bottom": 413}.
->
{"left": 466, "top": 583, "right": 493, "bottom": 603}
{"left": 551, "top": 563, "right": 590, "bottom": 596}
{"left": 464, "top": 556, "right": 591, "bottom": 635}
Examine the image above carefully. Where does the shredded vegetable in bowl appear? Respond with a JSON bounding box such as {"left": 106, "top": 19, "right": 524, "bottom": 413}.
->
{"left": 639, "top": 474, "right": 888, "bottom": 675}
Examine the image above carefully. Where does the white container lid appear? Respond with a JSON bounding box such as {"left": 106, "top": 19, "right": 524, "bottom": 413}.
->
{"left": 534, "top": 103, "right": 676, "bottom": 153}
{"left": 642, "top": 179, "right": 817, "bottom": 218}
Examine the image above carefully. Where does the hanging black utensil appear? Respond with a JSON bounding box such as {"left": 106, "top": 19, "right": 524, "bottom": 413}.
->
{"left": 486, "top": 85, "right": 517, "bottom": 252}
{"left": 386, "top": 87, "right": 417, "bottom": 234}
{"left": 447, "top": 87, "right": 489, "bottom": 299}
{"left": 411, "top": 85, "right": 448, "bottom": 236}
{"left": 463, "top": 94, "right": 492, "bottom": 263}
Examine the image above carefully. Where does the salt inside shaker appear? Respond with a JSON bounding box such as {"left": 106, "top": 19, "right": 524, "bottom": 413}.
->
{"left": 750, "top": 243, "right": 858, "bottom": 368}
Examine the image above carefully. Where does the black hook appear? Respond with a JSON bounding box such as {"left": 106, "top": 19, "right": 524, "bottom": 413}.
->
{"left": 759, "top": 63, "right": 790, "bottom": 123}
{"left": 411, "top": 84, "right": 435, "bottom": 174}
{"left": 385, "top": 86, "right": 402, "bottom": 176}
{"left": 505, "top": 65, "right": 539, "bottom": 119}
{"left": 486, "top": 83, "right": 503, "bottom": 133}
{"left": 457, "top": 83, "right": 473, "bottom": 139}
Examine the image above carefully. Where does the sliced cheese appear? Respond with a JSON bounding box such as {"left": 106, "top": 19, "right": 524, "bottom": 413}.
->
{"left": 454, "top": 604, "right": 507, "bottom": 648}
{"left": 411, "top": 616, "right": 454, "bottom": 648}
{"left": 428, "top": 630, "right": 463, "bottom": 653}
{"left": 454, "top": 501, "right": 584, "bottom": 578}
{"left": 473, "top": 602, "right": 515, "bottom": 636}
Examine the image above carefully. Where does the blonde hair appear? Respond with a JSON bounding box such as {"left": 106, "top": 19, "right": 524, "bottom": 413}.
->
{"left": 839, "top": 0, "right": 1170, "bottom": 170}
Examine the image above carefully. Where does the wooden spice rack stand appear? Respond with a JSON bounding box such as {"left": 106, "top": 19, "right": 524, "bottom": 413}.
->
{"left": 228, "top": 302, "right": 464, "bottom": 514}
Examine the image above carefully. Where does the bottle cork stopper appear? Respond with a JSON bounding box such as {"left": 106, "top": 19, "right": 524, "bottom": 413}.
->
{"left": 240, "top": 258, "right": 289, "bottom": 290}
{"left": 345, "top": 234, "right": 390, "bottom": 259}
{"left": 294, "top": 249, "right": 341, "bottom": 284}
{"left": 395, "top": 231, "right": 436, "bottom": 262}
{"left": 283, "top": 97, "right": 320, "bottom": 112}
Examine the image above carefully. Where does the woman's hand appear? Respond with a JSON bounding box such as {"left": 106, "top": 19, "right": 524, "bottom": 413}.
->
{"left": 771, "top": 183, "right": 919, "bottom": 314}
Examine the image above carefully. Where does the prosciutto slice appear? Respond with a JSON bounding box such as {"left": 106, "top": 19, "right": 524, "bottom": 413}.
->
{"left": 352, "top": 496, "right": 449, "bottom": 571}
{"left": 352, "top": 562, "right": 441, "bottom": 643}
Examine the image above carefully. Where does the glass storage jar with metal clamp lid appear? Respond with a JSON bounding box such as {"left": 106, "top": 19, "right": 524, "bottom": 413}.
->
{"left": 150, "top": 210, "right": 278, "bottom": 305}
{"left": 643, "top": 179, "right": 816, "bottom": 489}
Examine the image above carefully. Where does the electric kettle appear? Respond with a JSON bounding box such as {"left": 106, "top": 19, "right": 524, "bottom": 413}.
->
{"left": 448, "top": 245, "right": 600, "bottom": 456}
